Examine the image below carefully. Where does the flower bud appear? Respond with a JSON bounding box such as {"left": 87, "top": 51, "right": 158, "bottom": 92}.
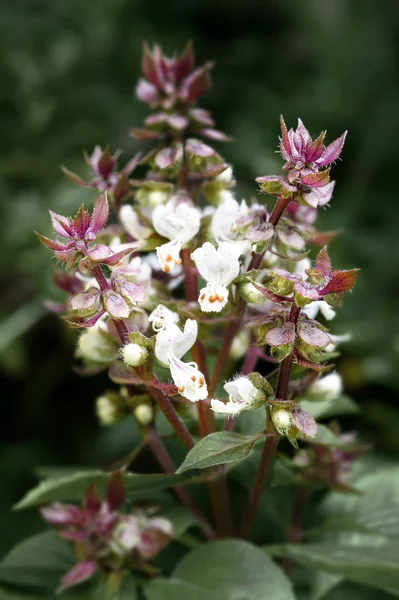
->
{"left": 271, "top": 407, "right": 293, "bottom": 434}
{"left": 77, "top": 327, "right": 119, "bottom": 364}
{"left": 121, "top": 343, "right": 148, "bottom": 367}
{"left": 134, "top": 404, "right": 154, "bottom": 426}
{"left": 96, "top": 392, "right": 126, "bottom": 425}
{"left": 307, "top": 372, "right": 343, "bottom": 402}
{"left": 230, "top": 330, "right": 250, "bottom": 359}
{"left": 238, "top": 281, "right": 266, "bottom": 305}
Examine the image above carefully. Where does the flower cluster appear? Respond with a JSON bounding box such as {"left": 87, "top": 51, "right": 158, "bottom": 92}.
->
{"left": 41, "top": 474, "right": 172, "bottom": 592}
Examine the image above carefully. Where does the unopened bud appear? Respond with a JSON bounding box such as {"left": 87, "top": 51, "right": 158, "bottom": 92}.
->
{"left": 307, "top": 372, "right": 343, "bottom": 402}
{"left": 121, "top": 343, "right": 148, "bottom": 367}
{"left": 230, "top": 330, "right": 250, "bottom": 359}
{"left": 78, "top": 328, "right": 119, "bottom": 363}
{"left": 96, "top": 393, "right": 126, "bottom": 425}
{"left": 271, "top": 407, "right": 293, "bottom": 435}
{"left": 238, "top": 282, "right": 266, "bottom": 305}
{"left": 134, "top": 404, "right": 154, "bottom": 426}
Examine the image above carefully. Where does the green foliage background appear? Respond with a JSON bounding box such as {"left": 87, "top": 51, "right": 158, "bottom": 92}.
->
{"left": 0, "top": 0, "right": 398, "bottom": 566}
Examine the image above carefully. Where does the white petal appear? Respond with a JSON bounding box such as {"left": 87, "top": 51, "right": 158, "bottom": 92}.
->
{"left": 168, "top": 354, "right": 208, "bottom": 402}
{"left": 191, "top": 242, "right": 241, "bottom": 287}
{"left": 119, "top": 205, "right": 151, "bottom": 241}
{"left": 224, "top": 377, "right": 257, "bottom": 404}
{"left": 319, "top": 301, "right": 336, "bottom": 321}
{"left": 210, "top": 398, "right": 243, "bottom": 416}
{"left": 156, "top": 239, "right": 183, "bottom": 273}
{"left": 154, "top": 320, "right": 197, "bottom": 365}
{"left": 153, "top": 200, "right": 201, "bottom": 243}
{"left": 198, "top": 284, "right": 229, "bottom": 313}
{"left": 148, "top": 304, "right": 180, "bottom": 332}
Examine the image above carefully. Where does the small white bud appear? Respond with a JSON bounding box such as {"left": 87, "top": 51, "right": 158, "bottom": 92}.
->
{"left": 230, "top": 330, "right": 250, "bottom": 359}
{"left": 272, "top": 408, "right": 293, "bottom": 433}
{"left": 215, "top": 166, "right": 234, "bottom": 183}
{"left": 240, "top": 282, "right": 266, "bottom": 305}
{"left": 96, "top": 395, "right": 119, "bottom": 425}
{"left": 308, "top": 372, "right": 343, "bottom": 402}
{"left": 78, "top": 329, "right": 118, "bottom": 363}
{"left": 121, "top": 343, "right": 148, "bottom": 367}
{"left": 134, "top": 404, "right": 154, "bottom": 426}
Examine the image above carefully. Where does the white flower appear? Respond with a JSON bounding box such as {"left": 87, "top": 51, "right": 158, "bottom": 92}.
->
{"left": 325, "top": 332, "right": 352, "bottom": 352}
{"left": 295, "top": 258, "right": 311, "bottom": 277}
{"left": 211, "top": 197, "right": 249, "bottom": 245}
{"left": 168, "top": 353, "right": 208, "bottom": 402}
{"left": 154, "top": 319, "right": 208, "bottom": 403}
{"left": 230, "top": 330, "right": 251, "bottom": 359}
{"left": 154, "top": 319, "right": 198, "bottom": 366}
{"left": 148, "top": 304, "right": 180, "bottom": 332}
{"left": 191, "top": 242, "right": 242, "bottom": 312}
{"left": 96, "top": 395, "right": 118, "bottom": 425}
{"left": 308, "top": 372, "right": 343, "bottom": 402}
{"left": 271, "top": 408, "right": 293, "bottom": 435}
{"left": 119, "top": 205, "right": 152, "bottom": 243}
{"left": 303, "top": 300, "right": 336, "bottom": 321}
{"left": 211, "top": 376, "right": 259, "bottom": 417}
{"left": 153, "top": 201, "right": 201, "bottom": 272}
{"left": 215, "top": 166, "right": 234, "bottom": 183}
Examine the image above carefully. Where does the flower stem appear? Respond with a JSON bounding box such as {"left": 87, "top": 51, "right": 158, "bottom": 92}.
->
{"left": 147, "top": 426, "right": 215, "bottom": 540}
{"left": 239, "top": 430, "right": 279, "bottom": 538}
{"left": 282, "top": 486, "right": 308, "bottom": 574}
{"left": 148, "top": 387, "right": 195, "bottom": 451}
{"left": 239, "top": 303, "right": 301, "bottom": 538}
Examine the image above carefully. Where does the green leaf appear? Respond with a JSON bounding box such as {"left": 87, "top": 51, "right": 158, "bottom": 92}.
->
{"left": 317, "top": 466, "right": 399, "bottom": 540}
{"left": 268, "top": 542, "right": 399, "bottom": 596}
{"left": 145, "top": 540, "right": 296, "bottom": 600}
{"left": 300, "top": 395, "right": 359, "bottom": 420}
{"left": 176, "top": 432, "right": 265, "bottom": 473}
{"left": 15, "top": 471, "right": 199, "bottom": 510}
{"left": 0, "top": 531, "right": 74, "bottom": 590}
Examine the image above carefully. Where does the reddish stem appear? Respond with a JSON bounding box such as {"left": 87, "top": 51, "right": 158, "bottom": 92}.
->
{"left": 148, "top": 387, "right": 195, "bottom": 451}
{"left": 147, "top": 427, "right": 215, "bottom": 540}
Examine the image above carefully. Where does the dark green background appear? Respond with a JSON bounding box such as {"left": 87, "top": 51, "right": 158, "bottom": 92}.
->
{"left": 1, "top": 0, "right": 398, "bottom": 558}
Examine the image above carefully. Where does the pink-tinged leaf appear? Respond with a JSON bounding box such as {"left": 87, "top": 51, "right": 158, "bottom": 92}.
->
{"left": 183, "top": 63, "right": 213, "bottom": 102}
{"left": 102, "top": 246, "right": 136, "bottom": 266}
{"left": 114, "top": 277, "right": 145, "bottom": 304}
{"left": 270, "top": 268, "right": 301, "bottom": 283}
{"left": 73, "top": 205, "right": 91, "bottom": 238}
{"left": 108, "top": 361, "right": 142, "bottom": 385}
{"left": 292, "top": 407, "right": 317, "bottom": 437}
{"left": 295, "top": 353, "right": 334, "bottom": 372}
{"left": 145, "top": 112, "right": 168, "bottom": 127}
{"left": 307, "top": 229, "right": 340, "bottom": 246}
{"left": 265, "top": 322, "right": 296, "bottom": 346}
{"left": 97, "top": 149, "right": 115, "bottom": 179}
{"left": 90, "top": 194, "right": 109, "bottom": 234}
{"left": 49, "top": 211, "right": 74, "bottom": 238}
{"left": 321, "top": 268, "right": 360, "bottom": 295}
{"left": 87, "top": 244, "right": 113, "bottom": 262}
{"left": 155, "top": 146, "right": 182, "bottom": 169}
{"left": 35, "top": 232, "right": 68, "bottom": 251}
{"left": 136, "top": 78, "right": 160, "bottom": 104}
{"left": 61, "top": 166, "right": 89, "bottom": 187}
{"left": 189, "top": 108, "right": 214, "bottom": 127}
{"left": 64, "top": 309, "right": 105, "bottom": 329}
{"left": 317, "top": 131, "right": 347, "bottom": 166}
{"left": 106, "top": 471, "right": 125, "bottom": 510}
{"left": 130, "top": 127, "right": 164, "bottom": 141}
{"left": 53, "top": 270, "right": 83, "bottom": 294}
{"left": 143, "top": 44, "right": 164, "bottom": 87}
{"left": 199, "top": 128, "right": 232, "bottom": 142}
{"left": 246, "top": 222, "right": 274, "bottom": 242}
{"left": 251, "top": 282, "right": 293, "bottom": 304}
{"left": 301, "top": 181, "right": 335, "bottom": 208}
{"left": 123, "top": 152, "right": 142, "bottom": 176}
{"left": 41, "top": 503, "right": 82, "bottom": 526}
{"left": 167, "top": 114, "right": 189, "bottom": 130}
{"left": 54, "top": 249, "right": 78, "bottom": 264}
{"left": 297, "top": 322, "right": 330, "bottom": 348}
{"left": 185, "top": 138, "right": 216, "bottom": 157}
{"left": 279, "top": 115, "right": 291, "bottom": 161}
{"left": 84, "top": 483, "right": 101, "bottom": 514}
{"left": 256, "top": 175, "right": 283, "bottom": 196}
{"left": 58, "top": 560, "right": 96, "bottom": 592}
{"left": 112, "top": 176, "right": 131, "bottom": 204}
{"left": 59, "top": 530, "right": 87, "bottom": 542}
{"left": 197, "top": 163, "right": 230, "bottom": 178}
{"left": 70, "top": 288, "right": 101, "bottom": 314}
{"left": 102, "top": 290, "right": 130, "bottom": 319}
{"left": 43, "top": 300, "right": 65, "bottom": 314}
{"left": 293, "top": 282, "right": 320, "bottom": 300}
{"left": 176, "top": 40, "right": 195, "bottom": 80}
{"left": 315, "top": 246, "right": 332, "bottom": 275}
{"left": 139, "top": 527, "right": 171, "bottom": 560}
{"left": 306, "top": 130, "right": 326, "bottom": 163}
{"left": 301, "top": 169, "right": 330, "bottom": 188}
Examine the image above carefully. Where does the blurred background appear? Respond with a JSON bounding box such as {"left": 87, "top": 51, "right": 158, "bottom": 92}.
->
{"left": 1, "top": 0, "right": 398, "bottom": 558}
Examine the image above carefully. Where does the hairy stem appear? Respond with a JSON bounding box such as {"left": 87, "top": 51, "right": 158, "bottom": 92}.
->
{"left": 148, "top": 387, "right": 195, "bottom": 451}
{"left": 147, "top": 427, "right": 215, "bottom": 540}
